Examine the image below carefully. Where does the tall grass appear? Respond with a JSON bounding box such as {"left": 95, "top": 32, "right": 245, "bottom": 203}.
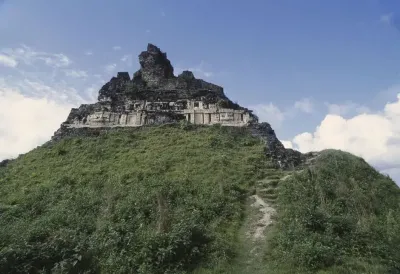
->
{"left": 267, "top": 149, "right": 400, "bottom": 273}
{"left": 0, "top": 125, "right": 399, "bottom": 273}
{"left": 0, "top": 124, "right": 268, "bottom": 273}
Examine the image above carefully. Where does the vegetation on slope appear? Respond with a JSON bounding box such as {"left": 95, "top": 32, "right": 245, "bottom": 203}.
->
{"left": 0, "top": 124, "right": 270, "bottom": 273}
{"left": 267, "top": 150, "right": 400, "bottom": 273}
{"left": 0, "top": 124, "right": 399, "bottom": 274}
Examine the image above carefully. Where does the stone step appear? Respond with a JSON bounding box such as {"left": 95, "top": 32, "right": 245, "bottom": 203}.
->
{"left": 265, "top": 168, "right": 280, "bottom": 173}
{"left": 279, "top": 174, "right": 294, "bottom": 181}
{"left": 264, "top": 174, "right": 282, "bottom": 180}
{"left": 264, "top": 198, "right": 277, "bottom": 204}
{"left": 257, "top": 179, "right": 280, "bottom": 188}
{"left": 261, "top": 193, "right": 278, "bottom": 200}
{"left": 257, "top": 187, "right": 276, "bottom": 194}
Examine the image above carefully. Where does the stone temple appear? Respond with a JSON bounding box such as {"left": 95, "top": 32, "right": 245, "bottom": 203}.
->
{"left": 57, "top": 44, "right": 257, "bottom": 131}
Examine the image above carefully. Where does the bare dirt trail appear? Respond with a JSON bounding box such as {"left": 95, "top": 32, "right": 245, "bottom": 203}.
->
{"left": 249, "top": 194, "right": 276, "bottom": 240}
{"left": 229, "top": 171, "right": 295, "bottom": 273}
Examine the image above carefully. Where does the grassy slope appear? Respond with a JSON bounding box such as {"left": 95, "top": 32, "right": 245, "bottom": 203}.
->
{"left": 0, "top": 124, "right": 399, "bottom": 273}
{"left": 267, "top": 150, "right": 400, "bottom": 274}
{"left": 0, "top": 124, "right": 270, "bottom": 273}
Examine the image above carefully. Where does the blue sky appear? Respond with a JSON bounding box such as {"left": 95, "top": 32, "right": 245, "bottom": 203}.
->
{"left": 1, "top": 0, "right": 400, "bottom": 184}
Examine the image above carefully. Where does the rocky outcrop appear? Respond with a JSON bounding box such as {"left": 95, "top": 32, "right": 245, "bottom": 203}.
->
{"left": 97, "top": 44, "right": 228, "bottom": 104}
{"left": 138, "top": 44, "right": 174, "bottom": 86}
{"left": 249, "top": 122, "right": 310, "bottom": 170}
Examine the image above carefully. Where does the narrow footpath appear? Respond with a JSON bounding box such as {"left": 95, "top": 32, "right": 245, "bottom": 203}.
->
{"left": 230, "top": 169, "right": 293, "bottom": 273}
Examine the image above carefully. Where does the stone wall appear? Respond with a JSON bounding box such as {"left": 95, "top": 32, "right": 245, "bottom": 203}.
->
{"left": 63, "top": 98, "right": 254, "bottom": 129}
{"left": 183, "top": 104, "right": 252, "bottom": 126}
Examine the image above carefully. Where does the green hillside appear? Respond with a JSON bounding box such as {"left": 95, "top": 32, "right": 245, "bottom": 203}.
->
{"left": 0, "top": 124, "right": 399, "bottom": 273}
{"left": 267, "top": 150, "right": 400, "bottom": 274}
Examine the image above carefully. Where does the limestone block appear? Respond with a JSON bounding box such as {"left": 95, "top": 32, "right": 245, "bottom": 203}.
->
{"left": 194, "top": 113, "right": 203, "bottom": 124}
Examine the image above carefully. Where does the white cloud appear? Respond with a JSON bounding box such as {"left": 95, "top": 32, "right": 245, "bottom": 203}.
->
{"left": 0, "top": 44, "right": 109, "bottom": 161}
{"left": 281, "top": 140, "right": 293, "bottom": 149}
{"left": 292, "top": 114, "right": 392, "bottom": 157}
{"left": 112, "top": 46, "right": 121, "bottom": 51}
{"left": 380, "top": 13, "right": 393, "bottom": 25}
{"left": 23, "top": 79, "right": 57, "bottom": 97}
{"left": 0, "top": 54, "right": 18, "bottom": 67}
{"left": 84, "top": 50, "right": 93, "bottom": 56}
{"left": 146, "top": 30, "right": 151, "bottom": 34}
{"left": 1, "top": 45, "right": 72, "bottom": 68}
{"left": 325, "top": 101, "right": 370, "bottom": 116}
{"left": 84, "top": 86, "right": 98, "bottom": 103}
{"left": 9, "top": 78, "right": 83, "bottom": 105}
{"left": 175, "top": 61, "right": 214, "bottom": 79}
{"left": 83, "top": 82, "right": 103, "bottom": 103}
{"left": 251, "top": 103, "right": 285, "bottom": 128}
{"left": 289, "top": 92, "right": 400, "bottom": 185}
{"left": 41, "top": 54, "right": 71, "bottom": 68}
{"left": 120, "top": 54, "right": 133, "bottom": 66}
{"left": 0, "top": 86, "right": 72, "bottom": 161}
{"left": 294, "top": 98, "right": 313, "bottom": 113}
{"left": 0, "top": 44, "right": 93, "bottom": 105}
{"left": 251, "top": 97, "right": 317, "bottom": 128}
{"left": 104, "top": 63, "right": 117, "bottom": 73}
{"left": 64, "top": 69, "right": 88, "bottom": 78}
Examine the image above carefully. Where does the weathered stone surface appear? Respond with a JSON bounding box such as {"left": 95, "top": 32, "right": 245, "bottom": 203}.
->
{"left": 55, "top": 43, "right": 256, "bottom": 139}
{"left": 138, "top": 44, "right": 174, "bottom": 86}
{"left": 249, "top": 122, "right": 308, "bottom": 170}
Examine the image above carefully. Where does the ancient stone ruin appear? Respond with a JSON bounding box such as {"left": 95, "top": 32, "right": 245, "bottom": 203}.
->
{"left": 53, "top": 43, "right": 311, "bottom": 169}
{"left": 55, "top": 44, "right": 256, "bottom": 133}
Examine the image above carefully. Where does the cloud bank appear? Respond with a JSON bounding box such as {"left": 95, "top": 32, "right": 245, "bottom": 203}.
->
{"left": 0, "top": 44, "right": 105, "bottom": 161}
{"left": 284, "top": 93, "right": 400, "bottom": 184}
{"left": 2, "top": 45, "right": 71, "bottom": 68}
{"left": 0, "top": 86, "right": 72, "bottom": 160}
{"left": 251, "top": 98, "right": 314, "bottom": 129}
{"left": 0, "top": 54, "right": 18, "bottom": 67}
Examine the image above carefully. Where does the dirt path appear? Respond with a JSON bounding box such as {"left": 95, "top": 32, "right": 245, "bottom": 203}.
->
{"left": 248, "top": 194, "right": 276, "bottom": 240}
{"left": 228, "top": 171, "right": 295, "bottom": 273}
{"left": 228, "top": 173, "right": 282, "bottom": 273}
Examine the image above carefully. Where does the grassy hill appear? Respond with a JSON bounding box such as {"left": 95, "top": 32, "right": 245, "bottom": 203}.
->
{"left": 0, "top": 124, "right": 399, "bottom": 273}
{"left": 267, "top": 150, "right": 400, "bottom": 273}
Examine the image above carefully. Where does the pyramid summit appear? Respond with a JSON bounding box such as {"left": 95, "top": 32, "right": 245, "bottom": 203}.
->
{"left": 55, "top": 43, "right": 256, "bottom": 135}
{"left": 53, "top": 44, "right": 309, "bottom": 169}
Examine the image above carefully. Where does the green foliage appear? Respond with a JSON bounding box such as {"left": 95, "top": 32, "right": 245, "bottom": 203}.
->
{"left": 179, "top": 119, "right": 194, "bottom": 131}
{"left": 1, "top": 127, "right": 399, "bottom": 273}
{"left": 267, "top": 149, "right": 400, "bottom": 273}
{"left": 0, "top": 125, "right": 267, "bottom": 273}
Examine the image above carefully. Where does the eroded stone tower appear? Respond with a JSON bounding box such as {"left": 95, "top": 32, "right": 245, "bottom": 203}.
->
{"left": 55, "top": 44, "right": 256, "bottom": 134}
